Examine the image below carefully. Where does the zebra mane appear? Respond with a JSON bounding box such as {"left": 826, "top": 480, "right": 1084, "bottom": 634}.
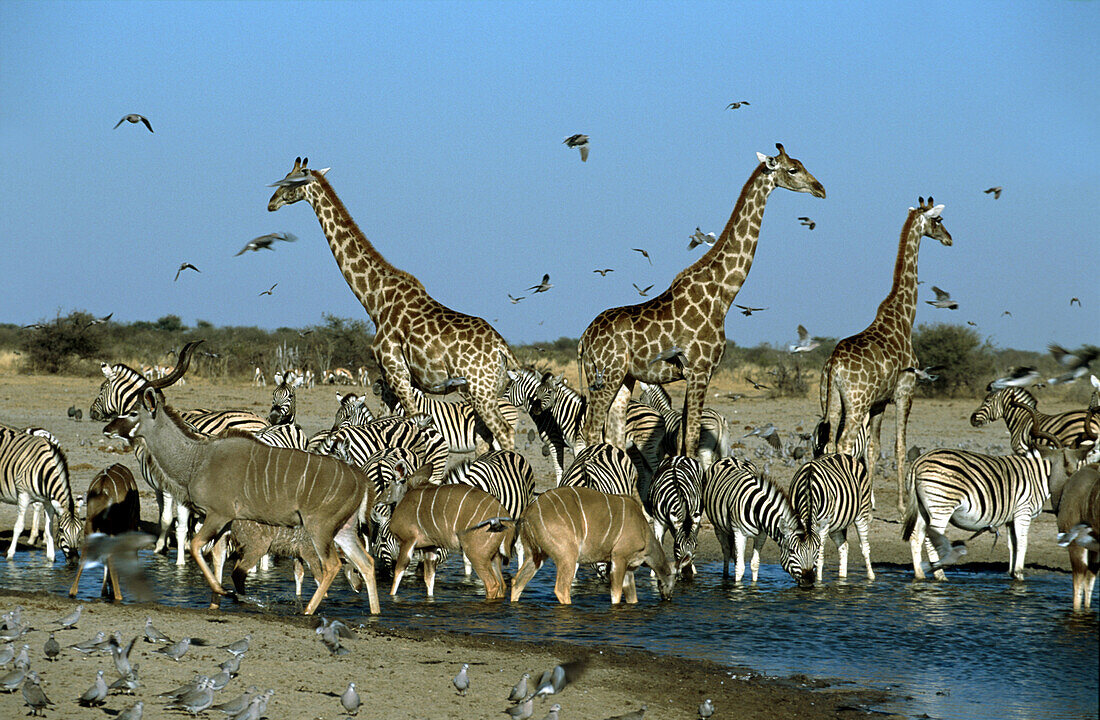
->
{"left": 42, "top": 434, "right": 76, "bottom": 514}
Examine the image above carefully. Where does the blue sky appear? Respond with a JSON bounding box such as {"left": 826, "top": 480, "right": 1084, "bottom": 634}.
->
{"left": 1, "top": 1, "right": 1096, "bottom": 351}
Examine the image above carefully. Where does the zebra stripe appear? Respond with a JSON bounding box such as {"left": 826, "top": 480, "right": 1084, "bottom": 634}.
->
{"left": 445, "top": 450, "right": 535, "bottom": 572}
{"left": 637, "top": 382, "right": 731, "bottom": 470}
{"left": 559, "top": 443, "right": 641, "bottom": 503}
{"left": 359, "top": 447, "right": 422, "bottom": 576}
{"left": 316, "top": 416, "right": 449, "bottom": 484}
{"left": 646, "top": 456, "right": 704, "bottom": 578}
{"left": 268, "top": 373, "right": 302, "bottom": 425}
{"left": 505, "top": 368, "right": 584, "bottom": 481}
{"left": 332, "top": 392, "right": 376, "bottom": 430}
{"left": 252, "top": 422, "right": 308, "bottom": 451}
{"left": 970, "top": 386, "right": 1100, "bottom": 456}
{"left": 902, "top": 446, "right": 1088, "bottom": 580}
{"left": 374, "top": 377, "right": 519, "bottom": 454}
{"left": 0, "top": 425, "right": 81, "bottom": 562}
{"left": 702, "top": 456, "right": 798, "bottom": 582}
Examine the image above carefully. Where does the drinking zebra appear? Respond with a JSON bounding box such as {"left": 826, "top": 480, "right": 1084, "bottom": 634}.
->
{"left": 702, "top": 456, "right": 801, "bottom": 582}
{"left": 0, "top": 424, "right": 82, "bottom": 562}
{"left": 373, "top": 377, "right": 519, "bottom": 454}
{"left": 445, "top": 450, "right": 535, "bottom": 571}
{"left": 559, "top": 443, "right": 641, "bottom": 504}
{"left": 645, "top": 455, "right": 704, "bottom": 578}
{"left": 970, "top": 386, "right": 1099, "bottom": 456}
{"left": 14, "top": 427, "right": 62, "bottom": 548}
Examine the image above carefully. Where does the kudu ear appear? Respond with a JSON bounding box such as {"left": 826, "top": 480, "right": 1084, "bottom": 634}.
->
{"left": 407, "top": 463, "right": 434, "bottom": 489}
{"left": 140, "top": 387, "right": 160, "bottom": 415}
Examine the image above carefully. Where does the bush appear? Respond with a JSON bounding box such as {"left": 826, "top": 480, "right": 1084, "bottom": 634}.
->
{"left": 19, "top": 311, "right": 104, "bottom": 373}
{"left": 912, "top": 323, "right": 995, "bottom": 397}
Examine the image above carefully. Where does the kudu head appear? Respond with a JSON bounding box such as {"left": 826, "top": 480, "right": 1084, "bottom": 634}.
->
{"left": 378, "top": 462, "right": 434, "bottom": 506}
{"left": 1021, "top": 402, "right": 1093, "bottom": 508}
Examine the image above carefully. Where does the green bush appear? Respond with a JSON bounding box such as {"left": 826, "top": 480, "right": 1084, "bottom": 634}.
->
{"left": 912, "top": 323, "right": 995, "bottom": 397}
{"left": 19, "top": 311, "right": 104, "bottom": 373}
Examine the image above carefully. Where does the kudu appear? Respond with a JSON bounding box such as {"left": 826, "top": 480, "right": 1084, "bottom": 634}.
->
{"left": 510, "top": 485, "right": 675, "bottom": 605}
{"left": 133, "top": 341, "right": 380, "bottom": 615}
{"left": 68, "top": 464, "right": 140, "bottom": 601}
{"left": 384, "top": 465, "right": 515, "bottom": 599}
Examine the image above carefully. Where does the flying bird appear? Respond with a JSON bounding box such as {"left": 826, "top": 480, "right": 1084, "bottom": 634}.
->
{"left": 532, "top": 659, "right": 587, "bottom": 698}
{"left": 906, "top": 365, "right": 944, "bottom": 383}
{"left": 925, "top": 286, "right": 958, "bottom": 310}
{"left": 1002, "top": 310, "right": 1013, "bottom": 317}
{"left": 1047, "top": 344, "right": 1099, "bottom": 384}
{"left": 113, "top": 114, "right": 153, "bottom": 132}
{"left": 175, "top": 263, "right": 200, "bottom": 281}
{"left": 744, "top": 375, "right": 769, "bottom": 390}
{"left": 788, "top": 325, "right": 821, "bottom": 353}
{"left": 508, "top": 294, "right": 525, "bottom": 304}
{"left": 726, "top": 101, "right": 750, "bottom": 109}
{"left": 983, "top": 186, "right": 1003, "bottom": 199}
{"left": 1070, "top": 297, "right": 1081, "bottom": 307}
{"left": 1057, "top": 523, "right": 1099, "bottom": 551}
{"left": 990, "top": 366, "right": 1041, "bottom": 390}
{"left": 688, "top": 227, "right": 717, "bottom": 250}
{"left": 735, "top": 304, "right": 767, "bottom": 316}
{"left": 632, "top": 248, "right": 652, "bottom": 265}
{"left": 236, "top": 232, "right": 298, "bottom": 256}
{"left": 259, "top": 283, "right": 278, "bottom": 297}
{"left": 593, "top": 268, "right": 614, "bottom": 276}
{"left": 744, "top": 423, "right": 782, "bottom": 451}
{"left": 78, "top": 532, "right": 156, "bottom": 601}
{"left": 528, "top": 274, "right": 553, "bottom": 293}
{"left": 798, "top": 216, "right": 816, "bottom": 230}
{"left": 633, "top": 283, "right": 654, "bottom": 297}
{"left": 563, "top": 134, "right": 590, "bottom": 162}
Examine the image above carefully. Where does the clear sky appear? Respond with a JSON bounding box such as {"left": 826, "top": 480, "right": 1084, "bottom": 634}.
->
{"left": 1, "top": 1, "right": 1096, "bottom": 351}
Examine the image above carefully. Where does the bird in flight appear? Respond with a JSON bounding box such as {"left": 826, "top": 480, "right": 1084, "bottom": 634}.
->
{"left": 990, "top": 366, "right": 1041, "bottom": 390}
{"left": 798, "top": 216, "right": 816, "bottom": 230}
{"left": 528, "top": 274, "right": 553, "bottom": 293}
{"left": 258, "top": 283, "right": 277, "bottom": 296}
{"left": 1070, "top": 297, "right": 1081, "bottom": 307}
{"left": 80, "top": 312, "right": 114, "bottom": 331}
{"left": 744, "top": 375, "right": 769, "bottom": 390}
{"left": 633, "top": 283, "right": 654, "bottom": 297}
{"left": 788, "top": 325, "right": 821, "bottom": 353}
{"left": 926, "top": 286, "right": 958, "bottom": 310}
{"left": 508, "top": 293, "right": 525, "bottom": 304}
{"left": 113, "top": 114, "right": 153, "bottom": 133}
{"left": 297, "top": 330, "right": 313, "bottom": 337}
{"left": 1047, "top": 344, "right": 1099, "bottom": 385}
{"left": 563, "top": 134, "right": 589, "bottom": 162}
{"left": 983, "top": 186, "right": 1003, "bottom": 199}
{"left": 1002, "top": 310, "right": 1013, "bottom": 318}
{"left": 174, "top": 263, "right": 200, "bottom": 281}
{"left": 688, "top": 227, "right": 716, "bottom": 250}
{"left": 734, "top": 304, "right": 767, "bottom": 316}
{"left": 592, "top": 268, "right": 614, "bottom": 276}
{"left": 744, "top": 423, "right": 781, "bottom": 451}
{"left": 906, "top": 365, "right": 944, "bottom": 383}
{"left": 726, "top": 101, "right": 750, "bottom": 109}
{"left": 236, "top": 232, "right": 298, "bottom": 256}
{"left": 632, "top": 248, "right": 651, "bottom": 265}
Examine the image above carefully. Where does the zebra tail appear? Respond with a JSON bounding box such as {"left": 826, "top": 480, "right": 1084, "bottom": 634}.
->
{"left": 900, "top": 462, "right": 921, "bottom": 541}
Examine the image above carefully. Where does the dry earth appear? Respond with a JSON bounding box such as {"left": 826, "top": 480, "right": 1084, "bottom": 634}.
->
{"left": 0, "top": 373, "right": 1090, "bottom": 720}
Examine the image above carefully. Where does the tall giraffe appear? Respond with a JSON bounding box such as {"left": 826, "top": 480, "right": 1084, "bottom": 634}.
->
{"left": 268, "top": 157, "right": 519, "bottom": 451}
{"left": 819, "top": 197, "right": 953, "bottom": 511}
{"left": 578, "top": 144, "right": 825, "bottom": 457}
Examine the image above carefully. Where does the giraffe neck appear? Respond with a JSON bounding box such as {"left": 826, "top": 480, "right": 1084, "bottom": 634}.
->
{"left": 304, "top": 175, "right": 417, "bottom": 319}
{"left": 873, "top": 211, "right": 923, "bottom": 332}
{"left": 672, "top": 165, "right": 776, "bottom": 306}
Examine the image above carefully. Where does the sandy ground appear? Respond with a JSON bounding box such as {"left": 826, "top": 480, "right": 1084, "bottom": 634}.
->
{"left": 0, "top": 374, "right": 1090, "bottom": 719}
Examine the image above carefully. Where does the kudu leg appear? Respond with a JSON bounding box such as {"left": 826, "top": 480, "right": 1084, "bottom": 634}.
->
{"left": 390, "top": 541, "right": 419, "bottom": 598}
{"left": 106, "top": 558, "right": 124, "bottom": 601}
{"left": 68, "top": 559, "right": 86, "bottom": 597}
{"left": 190, "top": 516, "right": 232, "bottom": 598}
{"left": 304, "top": 544, "right": 343, "bottom": 616}
{"left": 510, "top": 553, "right": 543, "bottom": 602}
{"left": 552, "top": 553, "right": 579, "bottom": 605}
{"left": 608, "top": 559, "right": 627, "bottom": 604}
{"left": 468, "top": 552, "right": 504, "bottom": 600}
{"left": 622, "top": 568, "right": 639, "bottom": 604}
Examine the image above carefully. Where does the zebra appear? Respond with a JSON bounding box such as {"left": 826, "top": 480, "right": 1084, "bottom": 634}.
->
{"left": 89, "top": 359, "right": 268, "bottom": 565}
{"left": 559, "top": 443, "right": 641, "bottom": 503}
{"left": 784, "top": 431, "right": 876, "bottom": 586}
{"left": 702, "top": 456, "right": 803, "bottom": 582}
{"left": 268, "top": 372, "right": 303, "bottom": 425}
{"left": 373, "top": 376, "right": 520, "bottom": 454}
{"left": 16, "top": 427, "right": 62, "bottom": 548}
{"left": 445, "top": 450, "right": 535, "bottom": 571}
{"left": 358, "top": 447, "right": 422, "bottom": 577}
{"left": 636, "top": 382, "right": 731, "bottom": 470}
{"left": 970, "top": 386, "right": 1100, "bottom": 456}
{"left": 0, "top": 424, "right": 82, "bottom": 562}
{"left": 645, "top": 455, "right": 704, "bottom": 578}
{"left": 902, "top": 440, "right": 1091, "bottom": 581}
{"left": 331, "top": 391, "right": 376, "bottom": 430}
{"left": 314, "top": 415, "right": 449, "bottom": 484}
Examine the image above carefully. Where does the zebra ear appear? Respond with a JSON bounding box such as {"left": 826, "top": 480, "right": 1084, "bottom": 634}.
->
{"left": 506, "top": 370, "right": 518, "bottom": 382}
{"left": 274, "top": 372, "right": 283, "bottom": 386}
{"left": 100, "top": 362, "right": 116, "bottom": 380}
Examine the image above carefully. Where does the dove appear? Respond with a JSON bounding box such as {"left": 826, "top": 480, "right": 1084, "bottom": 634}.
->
{"left": 508, "top": 294, "right": 525, "bottom": 304}
{"left": 726, "top": 101, "right": 750, "bottom": 109}
{"left": 154, "top": 636, "right": 192, "bottom": 661}
{"left": 539, "top": 704, "right": 563, "bottom": 720}
{"left": 68, "top": 631, "right": 106, "bottom": 654}
{"left": 110, "top": 667, "right": 142, "bottom": 694}
{"left": 788, "top": 324, "right": 821, "bottom": 353}
{"left": 53, "top": 604, "right": 82, "bottom": 629}
{"left": 220, "top": 633, "right": 251, "bottom": 657}
{"left": 632, "top": 247, "right": 652, "bottom": 264}
{"left": 1058, "top": 523, "right": 1099, "bottom": 551}
{"left": 0, "top": 666, "right": 26, "bottom": 692}
{"left": 165, "top": 676, "right": 215, "bottom": 714}
{"left": 175, "top": 262, "right": 201, "bottom": 281}
{"left": 983, "top": 186, "right": 1003, "bottom": 199}
{"left": 688, "top": 227, "right": 717, "bottom": 250}
{"left": 735, "top": 304, "right": 767, "bottom": 316}
{"left": 699, "top": 698, "right": 715, "bottom": 719}
{"left": 114, "top": 113, "right": 154, "bottom": 132}
{"left": 633, "top": 283, "right": 654, "bottom": 297}
{"left": 236, "top": 232, "right": 298, "bottom": 256}
{"left": 744, "top": 423, "right": 782, "bottom": 451}
{"left": 12, "top": 643, "right": 29, "bottom": 670}
{"left": 1048, "top": 344, "right": 1099, "bottom": 385}
{"left": 78, "top": 669, "right": 109, "bottom": 706}
{"left": 925, "top": 286, "right": 958, "bottom": 310}
{"left": 219, "top": 653, "right": 243, "bottom": 676}
{"left": 143, "top": 616, "right": 172, "bottom": 644}
{"left": 341, "top": 681, "right": 361, "bottom": 715}
{"left": 110, "top": 634, "right": 138, "bottom": 676}
{"left": 78, "top": 532, "right": 156, "bottom": 601}
{"left": 453, "top": 663, "right": 470, "bottom": 695}
{"left": 563, "top": 134, "right": 590, "bottom": 162}
{"left": 906, "top": 365, "right": 944, "bottom": 383}
{"left": 117, "top": 700, "right": 144, "bottom": 720}
{"left": 21, "top": 671, "right": 53, "bottom": 715}
{"left": 648, "top": 346, "right": 685, "bottom": 367}
{"left": 157, "top": 674, "right": 205, "bottom": 699}
{"left": 208, "top": 668, "right": 234, "bottom": 692}
{"left": 259, "top": 283, "right": 278, "bottom": 296}
{"left": 504, "top": 697, "right": 535, "bottom": 720}
{"left": 508, "top": 672, "right": 530, "bottom": 703}
{"left": 210, "top": 686, "right": 259, "bottom": 715}
{"left": 528, "top": 274, "right": 553, "bottom": 293}
{"left": 990, "top": 366, "right": 1041, "bottom": 390}
{"left": 798, "top": 216, "right": 816, "bottom": 230}
{"left": 533, "top": 659, "right": 586, "bottom": 698}
{"left": 920, "top": 527, "right": 968, "bottom": 574}
{"left": 43, "top": 634, "right": 59, "bottom": 661}
{"left": 0, "top": 643, "right": 13, "bottom": 665}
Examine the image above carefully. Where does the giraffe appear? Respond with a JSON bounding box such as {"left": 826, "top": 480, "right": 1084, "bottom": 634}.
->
{"left": 818, "top": 197, "right": 953, "bottom": 512}
{"left": 268, "top": 157, "right": 519, "bottom": 451}
{"left": 578, "top": 144, "right": 825, "bottom": 458}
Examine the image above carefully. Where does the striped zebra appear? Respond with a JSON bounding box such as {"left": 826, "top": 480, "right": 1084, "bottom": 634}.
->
{"left": 645, "top": 455, "right": 704, "bottom": 578}
{"left": 373, "top": 377, "right": 519, "bottom": 454}
{"left": 702, "top": 456, "right": 802, "bottom": 582}
{"left": 89, "top": 359, "right": 268, "bottom": 565}
{"left": 903, "top": 441, "right": 1091, "bottom": 581}
{"left": 268, "top": 372, "right": 303, "bottom": 425}
{"left": 784, "top": 433, "right": 875, "bottom": 585}
{"left": 315, "top": 415, "right": 449, "bottom": 484}
{"left": 0, "top": 424, "right": 82, "bottom": 562}
{"left": 559, "top": 443, "right": 641, "bottom": 503}
{"left": 16, "top": 427, "right": 62, "bottom": 548}
{"left": 970, "top": 386, "right": 1100, "bottom": 456}
{"left": 331, "top": 391, "right": 376, "bottom": 429}
{"left": 445, "top": 450, "right": 535, "bottom": 571}
{"left": 359, "top": 447, "right": 422, "bottom": 576}
{"left": 637, "top": 382, "right": 731, "bottom": 470}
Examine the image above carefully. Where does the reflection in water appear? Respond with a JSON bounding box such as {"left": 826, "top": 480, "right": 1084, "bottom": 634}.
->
{"left": 7, "top": 551, "right": 1097, "bottom": 720}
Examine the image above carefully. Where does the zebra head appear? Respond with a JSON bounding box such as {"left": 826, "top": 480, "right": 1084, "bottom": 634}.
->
{"left": 332, "top": 392, "right": 374, "bottom": 430}
{"left": 671, "top": 514, "right": 702, "bottom": 580}
{"left": 90, "top": 343, "right": 202, "bottom": 421}
{"left": 56, "top": 510, "right": 83, "bottom": 561}
{"left": 779, "top": 520, "right": 821, "bottom": 587}
{"left": 504, "top": 368, "right": 557, "bottom": 415}
{"left": 268, "top": 374, "right": 299, "bottom": 425}
{"left": 970, "top": 387, "right": 1034, "bottom": 427}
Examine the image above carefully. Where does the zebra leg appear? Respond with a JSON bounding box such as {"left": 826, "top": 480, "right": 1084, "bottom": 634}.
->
{"left": 751, "top": 534, "right": 768, "bottom": 583}
{"left": 909, "top": 512, "right": 929, "bottom": 580}
{"left": 26, "top": 502, "right": 43, "bottom": 545}
{"left": 155, "top": 490, "right": 174, "bottom": 554}
{"left": 714, "top": 528, "right": 733, "bottom": 579}
{"left": 832, "top": 529, "right": 850, "bottom": 579}
{"left": 175, "top": 503, "right": 190, "bottom": 566}
{"left": 6, "top": 492, "right": 31, "bottom": 558}
{"left": 854, "top": 515, "right": 875, "bottom": 581}
{"left": 731, "top": 531, "right": 747, "bottom": 582}
{"left": 41, "top": 504, "right": 57, "bottom": 563}
{"left": 1008, "top": 517, "right": 1029, "bottom": 581}
{"left": 259, "top": 553, "right": 272, "bottom": 571}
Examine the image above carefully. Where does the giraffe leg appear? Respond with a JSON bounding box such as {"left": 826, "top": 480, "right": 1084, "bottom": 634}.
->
{"left": 605, "top": 380, "right": 634, "bottom": 449}
{"left": 581, "top": 365, "right": 628, "bottom": 447}
{"left": 866, "top": 411, "right": 885, "bottom": 511}
{"left": 467, "top": 387, "right": 515, "bottom": 452}
{"left": 893, "top": 375, "right": 916, "bottom": 513}
{"left": 681, "top": 369, "right": 709, "bottom": 458}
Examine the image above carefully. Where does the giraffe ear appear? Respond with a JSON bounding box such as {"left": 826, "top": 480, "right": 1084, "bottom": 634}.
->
{"left": 756, "top": 151, "right": 778, "bottom": 170}
{"left": 923, "top": 205, "right": 944, "bottom": 218}
{"left": 316, "top": 167, "right": 330, "bottom": 176}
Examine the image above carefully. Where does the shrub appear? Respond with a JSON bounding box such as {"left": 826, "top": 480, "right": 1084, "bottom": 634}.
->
{"left": 912, "top": 323, "right": 995, "bottom": 397}
{"left": 19, "top": 311, "right": 104, "bottom": 373}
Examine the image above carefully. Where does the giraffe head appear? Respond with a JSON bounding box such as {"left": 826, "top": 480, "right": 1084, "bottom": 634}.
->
{"left": 267, "top": 156, "right": 329, "bottom": 211}
{"left": 755, "top": 143, "right": 826, "bottom": 198}
{"left": 909, "top": 196, "right": 953, "bottom": 247}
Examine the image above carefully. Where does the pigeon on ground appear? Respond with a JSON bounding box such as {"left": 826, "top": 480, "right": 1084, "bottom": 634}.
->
{"left": 209, "top": 686, "right": 259, "bottom": 715}
{"left": 12, "top": 644, "right": 30, "bottom": 670}
{"left": 110, "top": 667, "right": 141, "bottom": 694}
{"left": 110, "top": 634, "right": 138, "bottom": 675}
{"left": 114, "top": 114, "right": 154, "bottom": 132}
{"left": 143, "top": 617, "right": 171, "bottom": 644}
{"left": 563, "top": 134, "right": 590, "bottom": 162}
{"left": 341, "top": 681, "right": 361, "bottom": 715}
{"left": 533, "top": 659, "right": 586, "bottom": 698}
{"left": 117, "top": 700, "right": 144, "bottom": 720}
{"left": 0, "top": 666, "right": 26, "bottom": 692}
{"left": 208, "top": 668, "right": 233, "bottom": 691}
{"left": 0, "top": 643, "right": 14, "bottom": 666}
{"left": 165, "top": 676, "right": 215, "bottom": 714}
{"left": 53, "top": 604, "right": 82, "bottom": 629}
{"left": 43, "top": 634, "right": 59, "bottom": 661}
{"left": 699, "top": 698, "right": 715, "bottom": 719}
{"left": 219, "top": 653, "right": 243, "bottom": 676}
{"left": 68, "top": 631, "right": 106, "bottom": 654}
{"left": 453, "top": 663, "right": 470, "bottom": 695}
{"left": 504, "top": 697, "right": 534, "bottom": 720}
{"left": 154, "top": 636, "right": 192, "bottom": 661}
{"left": 78, "top": 669, "right": 109, "bottom": 706}
{"left": 220, "top": 634, "right": 251, "bottom": 657}
{"left": 21, "top": 671, "right": 53, "bottom": 716}
{"left": 508, "top": 673, "right": 529, "bottom": 703}
{"left": 538, "top": 704, "right": 563, "bottom": 720}
{"left": 156, "top": 674, "right": 204, "bottom": 700}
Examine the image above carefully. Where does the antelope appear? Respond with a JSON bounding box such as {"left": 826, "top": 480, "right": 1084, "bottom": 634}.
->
{"left": 132, "top": 341, "right": 380, "bottom": 615}
{"left": 510, "top": 486, "right": 675, "bottom": 605}
{"left": 68, "top": 464, "right": 140, "bottom": 601}
{"left": 1045, "top": 406, "right": 1099, "bottom": 610}
{"left": 384, "top": 465, "right": 515, "bottom": 600}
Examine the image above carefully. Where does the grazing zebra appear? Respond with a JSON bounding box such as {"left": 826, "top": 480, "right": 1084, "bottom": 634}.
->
{"left": 559, "top": 443, "right": 641, "bottom": 504}
{"left": 637, "top": 382, "right": 731, "bottom": 470}
{"left": 89, "top": 359, "right": 268, "bottom": 565}
{"left": 784, "top": 432, "right": 875, "bottom": 585}
{"left": 645, "top": 455, "right": 704, "bottom": 578}
{"left": 315, "top": 415, "right": 449, "bottom": 484}
{"left": 970, "top": 386, "right": 1099, "bottom": 455}
{"left": 373, "top": 377, "right": 520, "bottom": 454}
{"left": 702, "top": 456, "right": 801, "bottom": 582}
{"left": 445, "top": 450, "right": 535, "bottom": 571}
{"left": 903, "top": 441, "right": 1091, "bottom": 581}
{"left": 331, "top": 391, "right": 376, "bottom": 429}
{"left": 358, "top": 447, "right": 423, "bottom": 576}
{"left": 0, "top": 425, "right": 82, "bottom": 562}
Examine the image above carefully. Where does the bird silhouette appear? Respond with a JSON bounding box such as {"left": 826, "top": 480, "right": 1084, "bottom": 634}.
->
{"left": 174, "top": 263, "right": 200, "bottom": 281}
{"left": 508, "top": 294, "right": 525, "bottom": 304}
{"left": 990, "top": 366, "right": 1041, "bottom": 390}
{"left": 528, "top": 274, "right": 553, "bottom": 293}
{"left": 744, "top": 375, "right": 769, "bottom": 390}
{"left": 563, "top": 134, "right": 590, "bottom": 162}
{"left": 632, "top": 248, "right": 652, "bottom": 264}
{"left": 593, "top": 268, "right": 614, "bottom": 276}
{"left": 236, "top": 232, "right": 298, "bottom": 256}
{"left": 259, "top": 283, "right": 278, "bottom": 297}
{"left": 648, "top": 345, "right": 685, "bottom": 366}
{"left": 906, "top": 365, "right": 944, "bottom": 383}
{"left": 788, "top": 325, "right": 821, "bottom": 353}
{"left": 735, "top": 304, "right": 767, "bottom": 316}
{"left": 633, "top": 283, "right": 654, "bottom": 297}
{"left": 984, "top": 186, "right": 1003, "bottom": 199}
{"left": 798, "top": 216, "right": 816, "bottom": 230}
{"left": 113, "top": 114, "right": 153, "bottom": 132}
{"left": 726, "top": 101, "right": 750, "bottom": 109}
{"left": 688, "top": 227, "right": 717, "bottom": 250}
{"left": 925, "top": 286, "right": 958, "bottom": 310}
{"left": 1002, "top": 310, "right": 1013, "bottom": 317}
{"left": 1070, "top": 297, "right": 1081, "bottom": 307}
